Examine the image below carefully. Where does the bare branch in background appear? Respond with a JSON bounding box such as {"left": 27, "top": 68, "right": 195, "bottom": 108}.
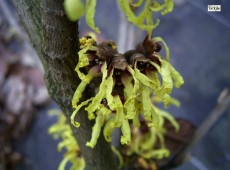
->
{"left": 0, "top": 0, "right": 43, "bottom": 72}
{"left": 170, "top": 88, "right": 230, "bottom": 167}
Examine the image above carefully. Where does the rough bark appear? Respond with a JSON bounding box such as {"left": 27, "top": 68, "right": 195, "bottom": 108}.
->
{"left": 12, "top": 0, "right": 118, "bottom": 170}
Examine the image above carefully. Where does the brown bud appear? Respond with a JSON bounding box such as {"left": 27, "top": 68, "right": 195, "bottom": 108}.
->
{"left": 111, "top": 54, "right": 127, "bottom": 71}
{"left": 98, "top": 40, "right": 118, "bottom": 61}
{"left": 136, "top": 35, "right": 162, "bottom": 55}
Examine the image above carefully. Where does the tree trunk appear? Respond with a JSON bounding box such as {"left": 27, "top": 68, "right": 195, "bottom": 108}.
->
{"left": 12, "top": 0, "right": 118, "bottom": 170}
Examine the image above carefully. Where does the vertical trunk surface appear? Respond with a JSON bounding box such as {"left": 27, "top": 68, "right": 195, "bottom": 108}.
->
{"left": 12, "top": 0, "right": 118, "bottom": 170}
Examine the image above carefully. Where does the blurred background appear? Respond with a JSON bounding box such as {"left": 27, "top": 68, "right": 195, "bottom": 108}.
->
{"left": 0, "top": 0, "right": 230, "bottom": 169}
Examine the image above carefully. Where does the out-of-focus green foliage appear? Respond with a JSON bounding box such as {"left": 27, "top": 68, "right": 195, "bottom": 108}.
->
{"left": 64, "top": 0, "right": 174, "bottom": 35}
{"left": 64, "top": 0, "right": 85, "bottom": 21}
{"left": 64, "top": 0, "right": 100, "bottom": 33}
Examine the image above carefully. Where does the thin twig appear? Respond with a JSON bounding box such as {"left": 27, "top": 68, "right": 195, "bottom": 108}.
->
{"left": 192, "top": 88, "right": 230, "bottom": 146}
{"left": 174, "top": 88, "right": 230, "bottom": 165}
{"left": 117, "top": 2, "right": 129, "bottom": 53}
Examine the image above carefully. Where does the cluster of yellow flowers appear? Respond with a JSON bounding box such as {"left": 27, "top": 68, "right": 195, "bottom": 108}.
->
{"left": 59, "top": 0, "right": 183, "bottom": 168}
{"left": 123, "top": 116, "right": 178, "bottom": 161}
{"left": 118, "top": 0, "right": 174, "bottom": 36}
{"left": 64, "top": 0, "right": 174, "bottom": 35}
{"left": 48, "top": 108, "right": 177, "bottom": 170}
{"left": 48, "top": 110, "right": 85, "bottom": 170}
{"left": 71, "top": 34, "right": 184, "bottom": 150}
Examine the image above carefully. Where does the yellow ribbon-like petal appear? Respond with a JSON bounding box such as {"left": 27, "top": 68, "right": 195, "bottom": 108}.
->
{"left": 168, "top": 63, "right": 184, "bottom": 88}
{"left": 71, "top": 98, "right": 93, "bottom": 127}
{"left": 111, "top": 95, "right": 124, "bottom": 127}
{"left": 103, "top": 117, "right": 116, "bottom": 142}
{"left": 86, "top": 110, "right": 105, "bottom": 148}
{"left": 85, "top": 63, "right": 107, "bottom": 117}
{"left": 121, "top": 119, "right": 131, "bottom": 145}
{"left": 85, "top": 0, "right": 100, "bottom": 33}
{"left": 121, "top": 72, "right": 136, "bottom": 119}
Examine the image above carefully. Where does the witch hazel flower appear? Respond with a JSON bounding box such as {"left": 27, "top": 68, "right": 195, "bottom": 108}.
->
{"left": 71, "top": 34, "right": 184, "bottom": 149}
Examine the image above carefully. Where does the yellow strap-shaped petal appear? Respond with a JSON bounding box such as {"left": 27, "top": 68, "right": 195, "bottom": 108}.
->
{"left": 151, "top": 95, "right": 180, "bottom": 107}
{"left": 126, "top": 65, "right": 140, "bottom": 102}
{"left": 156, "top": 129, "right": 166, "bottom": 148}
{"left": 121, "top": 72, "right": 136, "bottom": 119}
{"left": 99, "top": 105, "right": 111, "bottom": 118}
{"left": 121, "top": 119, "right": 131, "bottom": 145}
{"left": 145, "top": 69, "right": 161, "bottom": 90}
{"left": 168, "top": 62, "right": 184, "bottom": 88}
{"left": 103, "top": 117, "right": 116, "bottom": 142}
{"left": 133, "top": 111, "right": 140, "bottom": 127}
{"left": 150, "top": 1, "right": 166, "bottom": 12}
{"left": 70, "top": 158, "right": 85, "bottom": 170}
{"left": 150, "top": 61, "right": 173, "bottom": 103}
{"left": 140, "top": 148, "right": 170, "bottom": 159}
{"left": 134, "top": 67, "right": 159, "bottom": 92}
{"left": 153, "top": 37, "right": 170, "bottom": 61}
{"left": 154, "top": 106, "right": 179, "bottom": 132}
{"left": 130, "top": 0, "right": 144, "bottom": 7}
{"left": 159, "top": 60, "right": 173, "bottom": 94}
{"left": 111, "top": 95, "right": 124, "bottom": 127}
{"left": 86, "top": 110, "right": 104, "bottom": 148}
{"left": 105, "top": 69, "right": 116, "bottom": 110}
{"left": 85, "top": 63, "right": 107, "bottom": 115}
{"left": 58, "top": 153, "right": 76, "bottom": 170}
{"left": 85, "top": 0, "right": 100, "bottom": 33}
{"left": 161, "top": 0, "right": 174, "bottom": 15}
{"left": 140, "top": 127, "right": 157, "bottom": 151}
{"left": 71, "top": 98, "right": 93, "bottom": 127}
{"left": 72, "top": 80, "right": 90, "bottom": 108}
{"left": 111, "top": 146, "right": 123, "bottom": 169}
{"left": 118, "top": 0, "right": 158, "bottom": 32}
{"left": 140, "top": 85, "right": 152, "bottom": 121}
{"left": 76, "top": 45, "right": 97, "bottom": 81}
{"left": 58, "top": 140, "right": 73, "bottom": 152}
{"left": 150, "top": 0, "right": 174, "bottom": 16}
